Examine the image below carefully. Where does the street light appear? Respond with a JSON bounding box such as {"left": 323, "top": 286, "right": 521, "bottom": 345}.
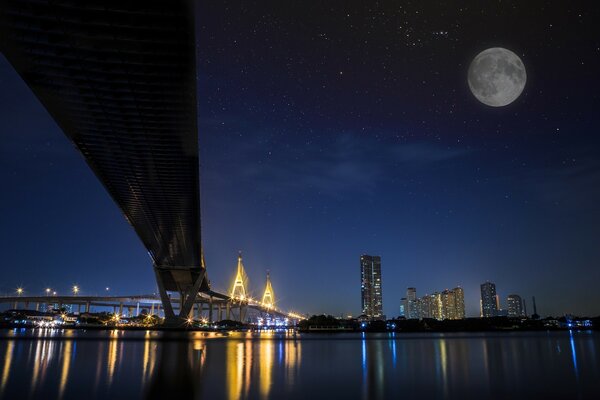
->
{"left": 72, "top": 285, "right": 79, "bottom": 295}
{"left": 16, "top": 287, "right": 23, "bottom": 296}
{"left": 45, "top": 288, "right": 51, "bottom": 295}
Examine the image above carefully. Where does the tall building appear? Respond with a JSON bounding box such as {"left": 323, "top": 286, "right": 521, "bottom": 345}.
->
{"left": 399, "top": 298, "right": 407, "bottom": 318}
{"left": 360, "top": 255, "right": 383, "bottom": 320}
{"left": 507, "top": 294, "right": 524, "bottom": 317}
{"left": 406, "top": 287, "right": 419, "bottom": 319}
{"left": 453, "top": 287, "right": 465, "bottom": 319}
{"left": 480, "top": 281, "right": 498, "bottom": 317}
{"left": 430, "top": 292, "right": 443, "bottom": 320}
{"left": 441, "top": 290, "right": 456, "bottom": 320}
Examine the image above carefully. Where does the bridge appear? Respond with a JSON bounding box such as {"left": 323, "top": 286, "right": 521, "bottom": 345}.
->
{"left": 0, "top": 0, "right": 302, "bottom": 325}
{"left": 0, "top": 253, "right": 303, "bottom": 323}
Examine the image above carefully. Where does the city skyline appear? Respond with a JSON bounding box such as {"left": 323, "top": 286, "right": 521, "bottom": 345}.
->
{"left": 2, "top": 2, "right": 600, "bottom": 318}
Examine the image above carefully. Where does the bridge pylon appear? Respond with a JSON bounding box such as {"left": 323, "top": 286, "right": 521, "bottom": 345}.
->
{"left": 230, "top": 252, "right": 248, "bottom": 301}
{"left": 262, "top": 271, "right": 275, "bottom": 309}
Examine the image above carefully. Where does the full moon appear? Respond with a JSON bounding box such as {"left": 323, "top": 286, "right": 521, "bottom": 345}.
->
{"left": 468, "top": 47, "right": 526, "bottom": 107}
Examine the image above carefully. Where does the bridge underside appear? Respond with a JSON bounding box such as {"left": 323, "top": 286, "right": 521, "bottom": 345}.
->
{"left": 0, "top": 0, "right": 206, "bottom": 323}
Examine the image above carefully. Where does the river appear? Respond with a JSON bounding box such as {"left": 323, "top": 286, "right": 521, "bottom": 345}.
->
{"left": 0, "top": 329, "right": 598, "bottom": 399}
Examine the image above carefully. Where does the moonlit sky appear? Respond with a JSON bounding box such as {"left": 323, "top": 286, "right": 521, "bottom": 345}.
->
{"left": 1, "top": 1, "right": 600, "bottom": 317}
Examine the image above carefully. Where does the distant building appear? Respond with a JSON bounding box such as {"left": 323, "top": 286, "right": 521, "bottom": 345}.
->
{"left": 441, "top": 289, "right": 456, "bottom": 320}
{"left": 399, "top": 298, "right": 407, "bottom": 318}
{"left": 453, "top": 287, "right": 465, "bottom": 319}
{"left": 360, "top": 255, "right": 383, "bottom": 320}
{"left": 531, "top": 296, "right": 540, "bottom": 320}
{"left": 507, "top": 294, "right": 525, "bottom": 317}
{"left": 440, "top": 287, "right": 465, "bottom": 320}
{"left": 406, "top": 287, "right": 419, "bottom": 319}
{"left": 410, "top": 287, "right": 465, "bottom": 321}
{"left": 480, "top": 281, "right": 498, "bottom": 317}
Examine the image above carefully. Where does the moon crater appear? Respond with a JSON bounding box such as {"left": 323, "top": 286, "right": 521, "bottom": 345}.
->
{"left": 468, "top": 47, "right": 526, "bottom": 107}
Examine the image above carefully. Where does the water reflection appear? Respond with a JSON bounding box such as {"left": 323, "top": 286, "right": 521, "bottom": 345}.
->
{"left": 361, "top": 337, "right": 385, "bottom": 400}
{"left": 142, "top": 333, "right": 157, "bottom": 387}
{"left": 0, "top": 330, "right": 598, "bottom": 399}
{"left": 259, "top": 339, "right": 274, "bottom": 398}
{"left": 570, "top": 330, "right": 579, "bottom": 379}
{"left": 226, "top": 341, "right": 249, "bottom": 400}
{"left": 58, "top": 341, "right": 73, "bottom": 399}
{"left": 0, "top": 340, "right": 14, "bottom": 395}
{"left": 145, "top": 337, "right": 205, "bottom": 399}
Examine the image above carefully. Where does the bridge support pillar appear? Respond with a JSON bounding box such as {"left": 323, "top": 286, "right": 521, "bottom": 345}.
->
{"left": 154, "top": 266, "right": 206, "bottom": 326}
{"left": 24, "top": 301, "right": 29, "bottom": 310}
{"left": 150, "top": 303, "right": 155, "bottom": 315}
{"left": 119, "top": 303, "right": 123, "bottom": 316}
{"left": 209, "top": 297, "right": 213, "bottom": 323}
{"left": 218, "top": 303, "right": 222, "bottom": 321}
{"left": 226, "top": 302, "right": 231, "bottom": 320}
{"left": 136, "top": 302, "right": 140, "bottom": 317}
{"left": 86, "top": 302, "right": 90, "bottom": 313}
{"left": 240, "top": 303, "right": 246, "bottom": 323}
{"left": 35, "top": 303, "right": 39, "bottom": 311}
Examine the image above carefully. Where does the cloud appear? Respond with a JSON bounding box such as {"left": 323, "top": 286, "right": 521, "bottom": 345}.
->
{"left": 529, "top": 157, "right": 600, "bottom": 211}
{"left": 392, "top": 142, "right": 471, "bottom": 165}
{"left": 203, "top": 133, "right": 471, "bottom": 199}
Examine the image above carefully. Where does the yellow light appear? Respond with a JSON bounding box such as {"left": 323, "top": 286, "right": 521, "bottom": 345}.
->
{"left": 45, "top": 288, "right": 51, "bottom": 294}
{"left": 16, "top": 288, "right": 23, "bottom": 295}
{"left": 72, "top": 285, "right": 79, "bottom": 295}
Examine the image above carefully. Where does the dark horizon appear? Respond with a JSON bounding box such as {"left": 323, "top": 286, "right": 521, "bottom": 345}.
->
{"left": 2, "top": 1, "right": 600, "bottom": 318}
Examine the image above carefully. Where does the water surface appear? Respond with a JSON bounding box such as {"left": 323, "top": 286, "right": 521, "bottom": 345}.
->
{"left": 0, "top": 329, "right": 598, "bottom": 399}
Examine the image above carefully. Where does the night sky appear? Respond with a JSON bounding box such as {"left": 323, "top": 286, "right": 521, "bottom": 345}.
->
{"left": 1, "top": 1, "right": 600, "bottom": 317}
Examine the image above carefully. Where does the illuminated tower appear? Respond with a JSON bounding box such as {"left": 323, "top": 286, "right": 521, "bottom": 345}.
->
{"left": 453, "top": 287, "right": 465, "bottom": 319}
{"left": 262, "top": 271, "right": 275, "bottom": 309}
{"left": 406, "top": 287, "right": 419, "bottom": 319}
{"left": 507, "top": 294, "right": 525, "bottom": 317}
{"left": 230, "top": 252, "right": 248, "bottom": 300}
{"left": 360, "top": 255, "right": 383, "bottom": 320}
{"left": 480, "top": 281, "right": 498, "bottom": 317}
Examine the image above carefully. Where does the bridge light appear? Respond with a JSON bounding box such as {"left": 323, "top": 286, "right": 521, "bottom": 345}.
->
{"left": 45, "top": 288, "right": 51, "bottom": 295}
{"left": 52, "top": 291, "right": 57, "bottom": 296}
{"left": 72, "top": 285, "right": 79, "bottom": 295}
{"left": 16, "top": 287, "right": 23, "bottom": 296}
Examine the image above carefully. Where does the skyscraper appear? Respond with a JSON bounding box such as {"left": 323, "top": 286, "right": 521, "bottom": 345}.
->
{"left": 360, "top": 255, "right": 383, "bottom": 320}
{"left": 507, "top": 294, "right": 525, "bottom": 317}
{"left": 453, "top": 287, "right": 465, "bottom": 319}
{"left": 480, "top": 281, "right": 498, "bottom": 317}
{"left": 406, "top": 287, "right": 419, "bottom": 319}
{"left": 399, "top": 298, "right": 407, "bottom": 318}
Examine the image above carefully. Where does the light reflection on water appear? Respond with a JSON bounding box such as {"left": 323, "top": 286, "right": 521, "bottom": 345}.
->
{"left": 0, "top": 330, "right": 598, "bottom": 399}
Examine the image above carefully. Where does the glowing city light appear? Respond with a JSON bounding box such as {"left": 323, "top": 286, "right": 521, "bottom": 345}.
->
{"left": 72, "top": 285, "right": 79, "bottom": 295}
{"left": 16, "top": 287, "right": 23, "bottom": 296}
